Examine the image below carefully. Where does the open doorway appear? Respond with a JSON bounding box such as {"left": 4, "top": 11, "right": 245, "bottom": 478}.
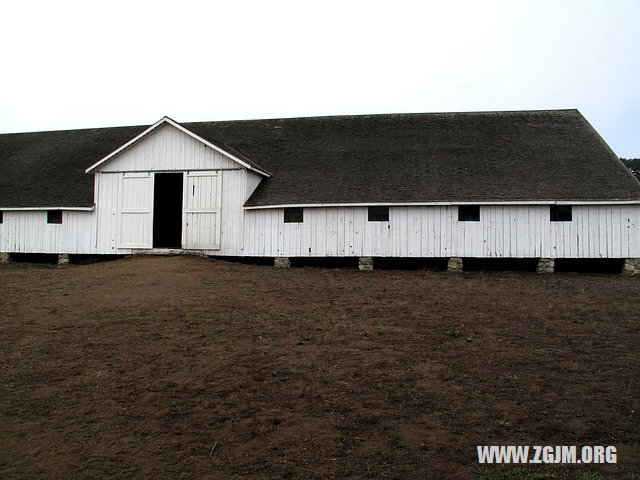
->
{"left": 153, "top": 173, "right": 183, "bottom": 248}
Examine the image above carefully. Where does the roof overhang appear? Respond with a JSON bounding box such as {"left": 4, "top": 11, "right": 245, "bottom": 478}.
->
{"left": 244, "top": 199, "right": 640, "bottom": 209}
{"left": 0, "top": 206, "right": 95, "bottom": 211}
{"left": 85, "top": 116, "right": 271, "bottom": 177}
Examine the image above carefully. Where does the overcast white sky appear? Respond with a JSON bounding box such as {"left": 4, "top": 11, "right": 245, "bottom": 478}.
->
{"left": 1, "top": 0, "right": 638, "bottom": 157}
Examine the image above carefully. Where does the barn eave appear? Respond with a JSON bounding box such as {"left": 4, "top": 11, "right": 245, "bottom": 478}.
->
{"left": 242, "top": 199, "right": 640, "bottom": 209}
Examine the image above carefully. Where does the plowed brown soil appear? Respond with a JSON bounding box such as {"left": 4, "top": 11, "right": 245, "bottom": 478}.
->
{"left": 0, "top": 256, "right": 638, "bottom": 479}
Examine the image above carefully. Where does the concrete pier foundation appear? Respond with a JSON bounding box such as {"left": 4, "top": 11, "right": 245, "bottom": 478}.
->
{"left": 359, "top": 257, "right": 373, "bottom": 271}
{"left": 274, "top": 257, "right": 291, "bottom": 268}
{"left": 447, "top": 257, "right": 463, "bottom": 272}
{"left": 536, "top": 258, "right": 555, "bottom": 273}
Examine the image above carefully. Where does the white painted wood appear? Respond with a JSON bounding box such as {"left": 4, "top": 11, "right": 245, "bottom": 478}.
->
{"left": 239, "top": 205, "right": 640, "bottom": 259}
{"left": 3, "top": 203, "right": 639, "bottom": 259}
{"left": 90, "top": 124, "right": 250, "bottom": 254}
{"left": 94, "top": 168, "right": 247, "bottom": 254}
{"left": 86, "top": 117, "right": 270, "bottom": 176}
{"left": 95, "top": 172, "right": 119, "bottom": 253}
{"left": 182, "top": 172, "right": 222, "bottom": 250}
{"left": 117, "top": 173, "right": 153, "bottom": 248}
{"left": 0, "top": 210, "right": 96, "bottom": 254}
{"left": 0, "top": 207, "right": 94, "bottom": 211}
{"left": 98, "top": 123, "right": 243, "bottom": 173}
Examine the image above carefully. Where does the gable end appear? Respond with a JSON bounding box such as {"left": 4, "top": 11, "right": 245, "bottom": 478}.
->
{"left": 85, "top": 116, "right": 270, "bottom": 176}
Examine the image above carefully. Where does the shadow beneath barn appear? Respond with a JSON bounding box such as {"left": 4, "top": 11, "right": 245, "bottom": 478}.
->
{"left": 555, "top": 258, "right": 624, "bottom": 274}
{"left": 462, "top": 258, "right": 538, "bottom": 272}
{"left": 290, "top": 257, "right": 360, "bottom": 269}
{"left": 8, "top": 253, "right": 59, "bottom": 265}
{"left": 372, "top": 257, "right": 449, "bottom": 271}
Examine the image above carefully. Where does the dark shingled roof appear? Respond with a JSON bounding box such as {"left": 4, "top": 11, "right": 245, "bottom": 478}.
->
{"left": 0, "top": 125, "right": 148, "bottom": 208}
{"left": 1, "top": 109, "right": 638, "bottom": 208}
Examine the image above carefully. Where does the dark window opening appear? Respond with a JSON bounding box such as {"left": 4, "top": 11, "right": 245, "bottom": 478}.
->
{"left": 284, "top": 207, "right": 303, "bottom": 223}
{"left": 0, "top": 211, "right": 3, "bottom": 224}
{"left": 368, "top": 206, "right": 389, "bottom": 222}
{"left": 153, "top": 173, "right": 184, "bottom": 248}
{"left": 550, "top": 205, "right": 572, "bottom": 222}
{"left": 458, "top": 205, "right": 480, "bottom": 222}
{"left": 47, "top": 210, "right": 62, "bottom": 224}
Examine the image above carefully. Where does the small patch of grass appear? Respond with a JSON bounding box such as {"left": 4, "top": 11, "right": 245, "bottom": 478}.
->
{"left": 476, "top": 466, "right": 549, "bottom": 480}
{"left": 297, "top": 336, "right": 314, "bottom": 345}
{"left": 577, "top": 471, "right": 604, "bottom": 480}
{"left": 476, "top": 466, "right": 506, "bottom": 480}
{"left": 446, "top": 329, "right": 462, "bottom": 338}
{"left": 475, "top": 465, "right": 606, "bottom": 480}
{"left": 447, "top": 362, "right": 464, "bottom": 371}
{"left": 389, "top": 435, "right": 403, "bottom": 449}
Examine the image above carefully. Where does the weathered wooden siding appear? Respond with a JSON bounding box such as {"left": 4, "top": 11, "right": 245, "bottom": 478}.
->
{"left": 92, "top": 122, "right": 251, "bottom": 254}
{"left": 0, "top": 210, "right": 96, "bottom": 254}
{"left": 99, "top": 123, "right": 241, "bottom": 172}
{"left": 1, "top": 204, "right": 639, "bottom": 257}
{"left": 241, "top": 205, "right": 640, "bottom": 258}
{"left": 94, "top": 169, "right": 247, "bottom": 254}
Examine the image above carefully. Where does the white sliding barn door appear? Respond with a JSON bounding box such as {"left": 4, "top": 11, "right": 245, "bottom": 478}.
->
{"left": 117, "top": 172, "right": 153, "bottom": 248}
{"left": 182, "top": 171, "right": 222, "bottom": 249}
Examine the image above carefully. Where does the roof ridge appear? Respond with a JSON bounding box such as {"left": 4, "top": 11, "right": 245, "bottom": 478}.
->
{"left": 187, "top": 109, "right": 580, "bottom": 125}
{"left": 0, "top": 109, "right": 580, "bottom": 135}
{"left": 0, "top": 123, "right": 149, "bottom": 136}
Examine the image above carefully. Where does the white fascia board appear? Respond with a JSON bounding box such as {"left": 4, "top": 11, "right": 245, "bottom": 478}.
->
{"left": 244, "top": 200, "right": 640, "bottom": 209}
{"left": 85, "top": 117, "right": 166, "bottom": 173}
{"left": 85, "top": 116, "right": 270, "bottom": 177}
{"left": 0, "top": 206, "right": 95, "bottom": 211}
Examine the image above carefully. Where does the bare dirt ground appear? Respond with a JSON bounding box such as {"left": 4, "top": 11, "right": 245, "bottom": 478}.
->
{"left": 0, "top": 256, "right": 638, "bottom": 480}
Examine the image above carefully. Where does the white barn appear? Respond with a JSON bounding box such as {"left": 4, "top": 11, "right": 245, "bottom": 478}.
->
{"left": 1, "top": 110, "right": 639, "bottom": 273}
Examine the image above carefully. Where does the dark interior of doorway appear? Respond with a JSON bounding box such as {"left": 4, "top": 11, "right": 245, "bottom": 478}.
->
{"left": 153, "top": 173, "right": 183, "bottom": 248}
